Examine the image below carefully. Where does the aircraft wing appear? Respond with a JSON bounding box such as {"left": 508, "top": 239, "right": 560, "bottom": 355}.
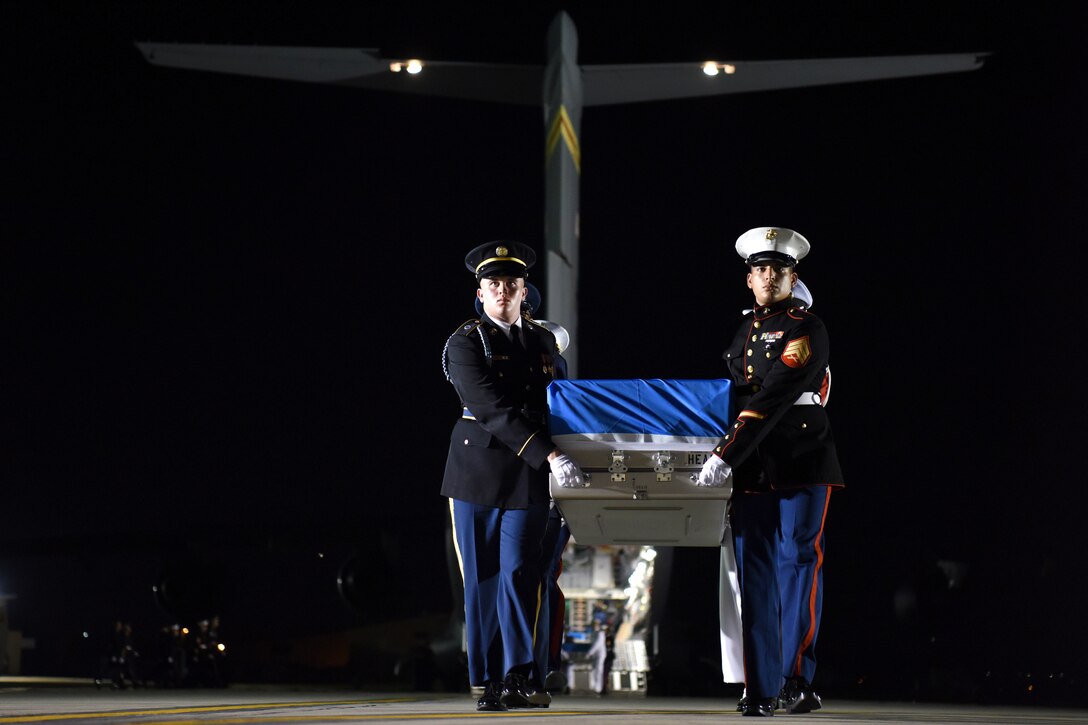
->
{"left": 136, "top": 43, "right": 986, "bottom": 109}
{"left": 135, "top": 43, "right": 544, "bottom": 104}
{"left": 581, "top": 53, "right": 989, "bottom": 106}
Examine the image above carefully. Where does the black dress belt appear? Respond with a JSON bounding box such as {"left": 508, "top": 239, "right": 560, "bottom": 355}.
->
{"left": 463, "top": 407, "right": 547, "bottom": 424}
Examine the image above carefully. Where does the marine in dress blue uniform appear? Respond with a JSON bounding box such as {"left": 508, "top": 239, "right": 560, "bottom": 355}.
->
{"left": 441, "top": 241, "right": 585, "bottom": 711}
{"left": 696, "top": 227, "right": 844, "bottom": 717}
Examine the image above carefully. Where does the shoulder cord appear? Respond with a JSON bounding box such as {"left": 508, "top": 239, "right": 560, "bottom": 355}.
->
{"left": 442, "top": 322, "right": 491, "bottom": 383}
{"left": 477, "top": 324, "right": 492, "bottom": 362}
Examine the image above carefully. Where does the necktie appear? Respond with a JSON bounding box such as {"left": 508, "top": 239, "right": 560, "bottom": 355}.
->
{"left": 510, "top": 325, "right": 523, "bottom": 353}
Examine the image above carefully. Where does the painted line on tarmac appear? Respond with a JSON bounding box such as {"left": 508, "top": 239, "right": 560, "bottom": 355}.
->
{"left": 0, "top": 697, "right": 417, "bottom": 723}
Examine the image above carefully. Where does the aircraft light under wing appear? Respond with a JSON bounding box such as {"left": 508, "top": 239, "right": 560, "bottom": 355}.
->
{"left": 135, "top": 11, "right": 988, "bottom": 376}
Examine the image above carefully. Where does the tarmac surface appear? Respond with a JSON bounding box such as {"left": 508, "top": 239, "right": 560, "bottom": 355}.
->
{"left": 1, "top": 683, "right": 1086, "bottom": 725}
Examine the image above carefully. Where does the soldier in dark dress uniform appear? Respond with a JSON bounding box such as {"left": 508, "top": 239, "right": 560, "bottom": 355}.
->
{"left": 696, "top": 227, "right": 845, "bottom": 717}
{"left": 441, "top": 240, "right": 587, "bottom": 712}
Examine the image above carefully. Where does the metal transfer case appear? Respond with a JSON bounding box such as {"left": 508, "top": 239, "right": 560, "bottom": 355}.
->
{"left": 547, "top": 379, "right": 733, "bottom": 547}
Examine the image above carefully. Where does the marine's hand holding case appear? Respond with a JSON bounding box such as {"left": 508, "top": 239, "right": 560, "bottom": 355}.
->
{"left": 547, "top": 379, "right": 733, "bottom": 546}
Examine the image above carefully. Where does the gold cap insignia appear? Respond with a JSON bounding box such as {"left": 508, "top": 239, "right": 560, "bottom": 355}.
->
{"left": 765, "top": 228, "right": 777, "bottom": 240}
{"left": 496, "top": 245, "right": 508, "bottom": 256}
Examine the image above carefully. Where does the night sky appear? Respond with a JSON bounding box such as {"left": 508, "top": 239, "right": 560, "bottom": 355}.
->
{"left": 6, "top": 1, "right": 1088, "bottom": 690}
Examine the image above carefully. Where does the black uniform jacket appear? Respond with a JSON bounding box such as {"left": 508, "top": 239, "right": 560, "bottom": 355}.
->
{"left": 713, "top": 296, "right": 844, "bottom": 493}
{"left": 441, "top": 314, "right": 561, "bottom": 509}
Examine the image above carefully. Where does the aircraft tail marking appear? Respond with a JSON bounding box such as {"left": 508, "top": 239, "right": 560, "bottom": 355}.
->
{"left": 545, "top": 105, "right": 581, "bottom": 173}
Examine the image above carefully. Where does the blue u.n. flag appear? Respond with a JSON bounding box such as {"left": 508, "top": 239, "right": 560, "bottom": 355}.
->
{"left": 547, "top": 378, "right": 733, "bottom": 449}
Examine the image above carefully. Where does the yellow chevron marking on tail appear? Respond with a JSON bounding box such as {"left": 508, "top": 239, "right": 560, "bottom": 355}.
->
{"left": 546, "top": 105, "right": 581, "bottom": 173}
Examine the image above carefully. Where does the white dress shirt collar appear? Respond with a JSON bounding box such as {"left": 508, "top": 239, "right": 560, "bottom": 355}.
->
{"left": 487, "top": 315, "right": 523, "bottom": 342}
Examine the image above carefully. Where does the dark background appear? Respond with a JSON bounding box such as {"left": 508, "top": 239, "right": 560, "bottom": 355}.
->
{"left": 5, "top": 0, "right": 1087, "bottom": 702}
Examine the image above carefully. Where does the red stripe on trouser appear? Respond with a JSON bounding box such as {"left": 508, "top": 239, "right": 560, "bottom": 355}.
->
{"left": 794, "top": 486, "right": 831, "bottom": 675}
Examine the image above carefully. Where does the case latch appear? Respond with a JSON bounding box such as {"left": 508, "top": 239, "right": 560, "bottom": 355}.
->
{"left": 651, "top": 451, "right": 674, "bottom": 481}
{"left": 609, "top": 450, "right": 628, "bottom": 482}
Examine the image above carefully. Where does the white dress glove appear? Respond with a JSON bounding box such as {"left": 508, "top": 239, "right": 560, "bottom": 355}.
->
{"left": 695, "top": 454, "right": 732, "bottom": 487}
{"left": 550, "top": 453, "right": 588, "bottom": 488}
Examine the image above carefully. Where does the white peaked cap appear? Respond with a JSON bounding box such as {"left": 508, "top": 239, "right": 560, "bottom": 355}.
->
{"left": 735, "top": 227, "right": 811, "bottom": 266}
{"left": 792, "top": 278, "right": 813, "bottom": 307}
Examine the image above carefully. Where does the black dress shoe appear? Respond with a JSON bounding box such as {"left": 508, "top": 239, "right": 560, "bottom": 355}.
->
{"left": 476, "top": 681, "right": 507, "bottom": 712}
{"left": 740, "top": 693, "right": 782, "bottom": 712}
{"left": 500, "top": 672, "right": 551, "bottom": 708}
{"left": 780, "top": 676, "right": 822, "bottom": 714}
{"left": 741, "top": 697, "right": 776, "bottom": 717}
{"left": 544, "top": 669, "right": 567, "bottom": 694}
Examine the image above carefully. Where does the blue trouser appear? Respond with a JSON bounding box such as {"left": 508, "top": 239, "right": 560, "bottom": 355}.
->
{"left": 732, "top": 486, "right": 831, "bottom": 699}
{"left": 452, "top": 498, "right": 549, "bottom": 687}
